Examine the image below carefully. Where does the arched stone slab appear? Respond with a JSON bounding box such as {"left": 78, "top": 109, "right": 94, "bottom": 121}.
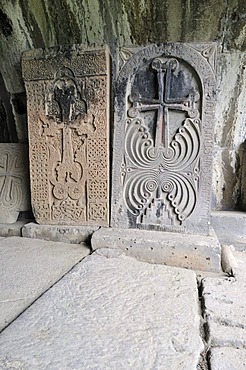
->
{"left": 111, "top": 43, "right": 217, "bottom": 235}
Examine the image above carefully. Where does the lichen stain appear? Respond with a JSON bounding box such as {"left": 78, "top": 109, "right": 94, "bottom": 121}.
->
{"left": 122, "top": 0, "right": 231, "bottom": 45}
{"left": 0, "top": 9, "right": 13, "bottom": 37}
{"left": 122, "top": 0, "right": 168, "bottom": 44}
{"left": 46, "top": 1, "right": 82, "bottom": 45}
{"left": 228, "top": 2, "right": 246, "bottom": 51}
{"left": 18, "top": 0, "right": 45, "bottom": 48}
{"left": 19, "top": 0, "right": 83, "bottom": 47}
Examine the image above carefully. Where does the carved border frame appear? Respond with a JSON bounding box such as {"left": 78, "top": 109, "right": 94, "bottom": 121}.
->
{"left": 111, "top": 43, "right": 217, "bottom": 235}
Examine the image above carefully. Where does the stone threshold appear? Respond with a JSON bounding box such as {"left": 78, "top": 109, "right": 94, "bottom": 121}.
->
{"left": 91, "top": 227, "right": 222, "bottom": 272}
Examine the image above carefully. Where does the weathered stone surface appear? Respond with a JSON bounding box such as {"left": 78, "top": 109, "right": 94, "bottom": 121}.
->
{"left": 0, "top": 248, "right": 203, "bottom": 369}
{"left": 0, "top": 236, "right": 89, "bottom": 331}
{"left": 91, "top": 227, "right": 221, "bottom": 272}
{"left": 242, "top": 141, "right": 246, "bottom": 210}
{"left": 22, "top": 222, "right": 98, "bottom": 244}
{"left": 212, "top": 51, "right": 246, "bottom": 211}
{"left": 22, "top": 45, "right": 110, "bottom": 226}
{"left": 207, "top": 320, "right": 246, "bottom": 349}
{"left": 0, "top": 144, "right": 30, "bottom": 223}
{"left": 202, "top": 251, "right": 246, "bottom": 348}
{"left": 0, "top": 220, "right": 30, "bottom": 237}
{"left": 111, "top": 43, "right": 216, "bottom": 235}
{"left": 209, "top": 347, "right": 246, "bottom": 370}
{"left": 0, "top": 73, "right": 18, "bottom": 143}
{"left": 221, "top": 244, "right": 239, "bottom": 275}
{"left": 211, "top": 211, "right": 246, "bottom": 250}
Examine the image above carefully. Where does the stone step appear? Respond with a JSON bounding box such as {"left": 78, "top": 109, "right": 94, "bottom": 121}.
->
{"left": 0, "top": 236, "right": 90, "bottom": 331}
{"left": 0, "top": 220, "right": 31, "bottom": 237}
{"left": 22, "top": 222, "right": 99, "bottom": 245}
{"left": 202, "top": 250, "right": 246, "bottom": 369}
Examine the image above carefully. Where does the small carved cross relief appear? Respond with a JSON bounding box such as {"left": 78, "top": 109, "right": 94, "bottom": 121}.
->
{"left": 0, "top": 152, "right": 23, "bottom": 206}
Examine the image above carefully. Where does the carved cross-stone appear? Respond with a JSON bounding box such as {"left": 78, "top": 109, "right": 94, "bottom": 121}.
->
{"left": 112, "top": 43, "right": 217, "bottom": 235}
{"left": 0, "top": 144, "right": 29, "bottom": 223}
{"left": 22, "top": 45, "right": 110, "bottom": 226}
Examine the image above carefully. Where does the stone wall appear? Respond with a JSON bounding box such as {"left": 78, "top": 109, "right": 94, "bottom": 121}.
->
{"left": 0, "top": 0, "right": 245, "bottom": 210}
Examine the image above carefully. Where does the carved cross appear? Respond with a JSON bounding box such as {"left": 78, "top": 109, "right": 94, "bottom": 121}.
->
{"left": 45, "top": 70, "right": 93, "bottom": 182}
{"left": 0, "top": 153, "right": 22, "bottom": 204}
{"left": 129, "top": 58, "right": 198, "bottom": 148}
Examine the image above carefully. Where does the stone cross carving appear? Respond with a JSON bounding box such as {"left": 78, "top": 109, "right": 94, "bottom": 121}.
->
{"left": 129, "top": 58, "right": 199, "bottom": 148}
{"left": 0, "top": 144, "right": 30, "bottom": 223}
{"left": 22, "top": 45, "right": 110, "bottom": 226}
{"left": 111, "top": 43, "right": 217, "bottom": 235}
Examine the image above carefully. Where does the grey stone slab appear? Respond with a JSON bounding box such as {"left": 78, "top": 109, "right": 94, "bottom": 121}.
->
{"left": 91, "top": 227, "right": 221, "bottom": 272}
{"left": 211, "top": 211, "right": 246, "bottom": 250}
{"left": 0, "top": 248, "right": 203, "bottom": 369}
{"left": 112, "top": 43, "right": 217, "bottom": 235}
{"left": 0, "top": 220, "right": 31, "bottom": 237}
{"left": 0, "top": 236, "right": 90, "bottom": 331}
{"left": 22, "top": 222, "right": 99, "bottom": 244}
{"left": 202, "top": 251, "right": 246, "bottom": 349}
{"left": 0, "top": 144, "right": 30, "bottom": 223}
{"left": 209, "top": 347, "right": 246, "bottom": 370}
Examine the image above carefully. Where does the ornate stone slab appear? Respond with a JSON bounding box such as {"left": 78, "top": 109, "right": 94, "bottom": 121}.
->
{"left": 111, "top": 43, "right": 217, "bottom": 235}
{"left": 22, "top": 45, "right": 110, "bottom": 225}
{"left": 0, "top": 144, "right": 30, "bottom": 223}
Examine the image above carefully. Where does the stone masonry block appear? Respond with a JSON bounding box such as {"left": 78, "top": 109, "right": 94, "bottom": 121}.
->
{"left": 91, "top": 227, "right": 221, "bottom": 272}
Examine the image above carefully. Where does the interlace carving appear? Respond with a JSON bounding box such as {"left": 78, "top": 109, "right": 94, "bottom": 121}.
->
{"left": 22, "top": 46, "right": 109, "bottom": 225}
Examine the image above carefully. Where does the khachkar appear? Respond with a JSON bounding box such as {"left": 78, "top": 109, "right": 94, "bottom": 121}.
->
{"left": 0, "top": 144, "right": 30, "bottom": 223}
{"left": 22, "top": 45, "right": 110, "bottom": 225}
{"left": 111, "top": 43, "right": 217, "bottom": 235}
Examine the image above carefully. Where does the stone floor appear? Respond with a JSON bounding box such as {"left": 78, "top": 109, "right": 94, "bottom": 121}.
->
{"left": 0, "top": 222, "right": 246, "bottom": 369}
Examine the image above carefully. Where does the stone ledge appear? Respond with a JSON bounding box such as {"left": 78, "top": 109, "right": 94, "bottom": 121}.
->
{"left": 0, "top": 220, "right": 31, "bottom": 237}
{"left": 91, "top": 227, "right": 221, "bottom": 272}
{"left": 22, "top": 222, "right": 99, "bottom": 245}
{"left": 211, "top": 211, "right": 246, "bottom": 250}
